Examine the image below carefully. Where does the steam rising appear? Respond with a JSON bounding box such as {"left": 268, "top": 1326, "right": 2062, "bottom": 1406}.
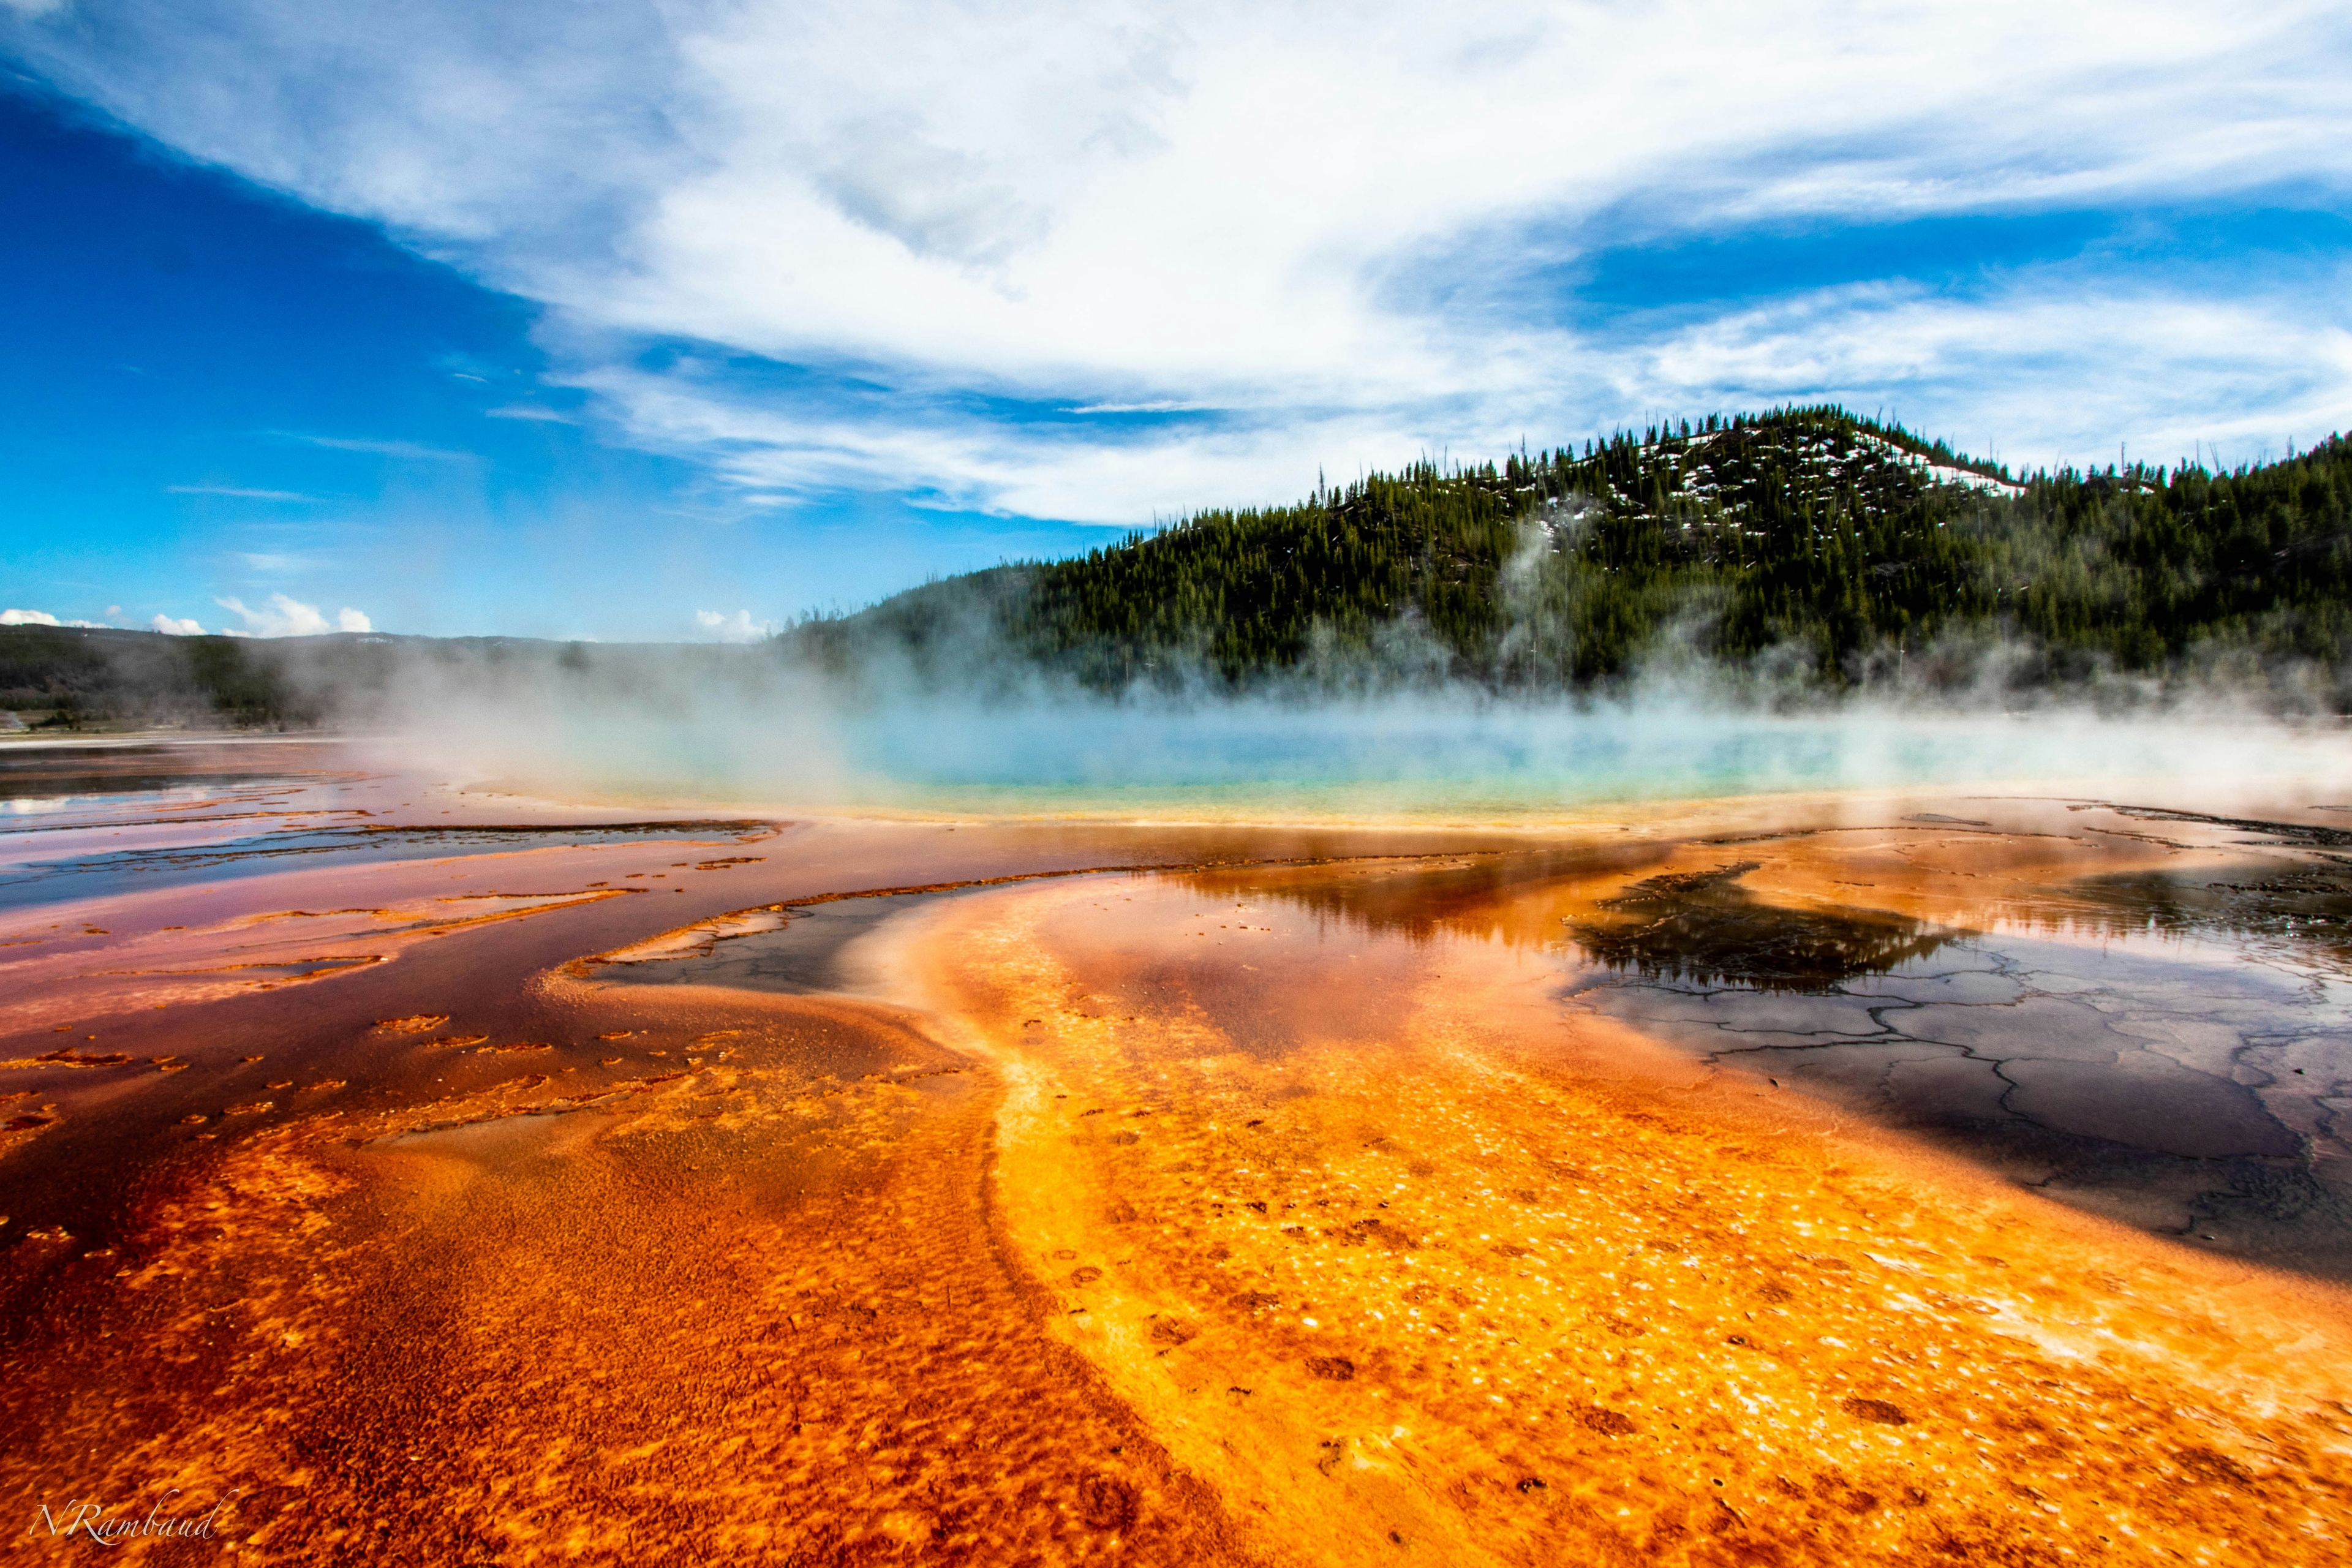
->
{"left": 301, "top": 631, "right": 2352, "bottom": 821}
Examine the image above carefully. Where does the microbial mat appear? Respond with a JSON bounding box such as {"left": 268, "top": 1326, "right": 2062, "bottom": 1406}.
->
{"left": 2, "top": 737, "right": 2350, "bottom": 1564}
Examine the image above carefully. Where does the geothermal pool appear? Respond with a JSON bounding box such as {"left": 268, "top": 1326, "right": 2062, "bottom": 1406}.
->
{"left": 2, "top": 734, "right": 2350, "bottom": 1563}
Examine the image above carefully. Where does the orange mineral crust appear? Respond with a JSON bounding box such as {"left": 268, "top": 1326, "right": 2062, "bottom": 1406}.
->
{"left": 907, "top": 871, "right": 2352, "bottom": 1567}
{"left": 6, "top": 750, "right": 2352, "bottom": 1564}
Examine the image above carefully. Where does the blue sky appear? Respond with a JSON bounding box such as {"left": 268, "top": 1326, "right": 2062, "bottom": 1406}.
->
{"left": 0, "top": 78, "right": 1102, "bottom": 638}
{"left": 4, "top": 1, "right": 2350, "bottom": 640}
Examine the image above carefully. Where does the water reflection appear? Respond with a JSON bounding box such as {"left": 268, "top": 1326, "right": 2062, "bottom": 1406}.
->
{"left": 1167, "top": 845, "right": 1665, "bottom": 948}
{"left": 1562, "top": 861, "right": 1955, "bottom": 991}
{"left": 2057, "top": 867, "right": 2352, "bottom": 970}
{"left": 1149, "top": 840, "right": 2352, "bottom": 1279}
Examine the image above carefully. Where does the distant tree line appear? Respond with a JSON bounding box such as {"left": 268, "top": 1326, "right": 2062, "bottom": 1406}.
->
{"left": 795, "top": 406, "right": 2352, "bottom": 704}
{"left": 0, "top": 628, "right": 669, "bottom": 730}
{"left": 0, "top": 625, "right": 321, "bottom": 728}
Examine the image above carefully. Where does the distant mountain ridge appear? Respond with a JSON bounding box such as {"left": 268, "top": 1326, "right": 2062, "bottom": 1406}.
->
{"left": 10, "top": 406, "right": 2351, "bottom": 725}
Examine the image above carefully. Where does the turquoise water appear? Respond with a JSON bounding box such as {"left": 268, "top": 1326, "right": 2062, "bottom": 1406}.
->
{"left": 469, "top": 698, "right": 2352, "bottom": 820}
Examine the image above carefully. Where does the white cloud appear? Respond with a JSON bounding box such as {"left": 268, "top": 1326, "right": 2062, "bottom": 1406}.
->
{"left": 9, "top": 1, "right": 2351, "bottom": 518}
{"left": 1627, "top": 281, "right": 2352, "bottom": 470}
{"left": 589, "top": 358, "right": 1428, "bottom": 522}
{"left": 483, "top": 404, "right": 575, "bottom": 422}
{"left": 695, "top": 608, "right": 774, "bottom": 642}
{"left": 1, "top": 607, "right": 110, "bottom": 627}
{"left": 151, "top": 614, "right": 206, "bottom": 635}
{"left": 216, "top": 594, "right": 327, "bottom": 636}
{"left": 168, "top": 484, "right": 318, "bottom": 500}
{"left": 213, "top": 592, "right": 372, "bottom": 637}
{"left": 294, "top": 434, "right": 477, "bottom": 461}
{"left": 0, "top": 0, "right": 70, "bottom": 18}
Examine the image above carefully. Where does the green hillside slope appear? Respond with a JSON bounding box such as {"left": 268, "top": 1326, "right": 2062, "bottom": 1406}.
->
{"left": 805, "top": 406, "right": 2351, "bottom": 701}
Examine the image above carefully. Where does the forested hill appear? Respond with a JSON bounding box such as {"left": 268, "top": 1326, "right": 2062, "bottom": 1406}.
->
{"left": 799, "top": 405, "right": 2352, "bottom": 702}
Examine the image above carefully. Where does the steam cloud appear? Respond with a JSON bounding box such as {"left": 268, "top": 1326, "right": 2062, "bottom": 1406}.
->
{"left": 279, "top": 617, "right": 2352, "bottom": 820}
{"left": 23, "top": 547, "right": 2351, "bottom": 819}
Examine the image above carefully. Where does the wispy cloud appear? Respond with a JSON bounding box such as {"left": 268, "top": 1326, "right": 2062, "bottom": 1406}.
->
{"left": 583, "top": 357, "right": 1423, "bottom": 522}
{"left": 9, "top": 0, "right": 2351, "bottom": 522}
{"left": 167, "top": 484, "right": 320, "bottom": 501}
{"left": 214, "top": 593, "right": 372, "bottom": 637}
{"left": 1, "top": 607, "right": 108, "bottom": 628}
{"left": 483, "top": 404, "right": 576, "bottom": 423}
{"left": 236, "top": 551, "right": 308, "bottom": 572}
{"left": 292, "top": 434, "right": 477, "bottom": 461}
